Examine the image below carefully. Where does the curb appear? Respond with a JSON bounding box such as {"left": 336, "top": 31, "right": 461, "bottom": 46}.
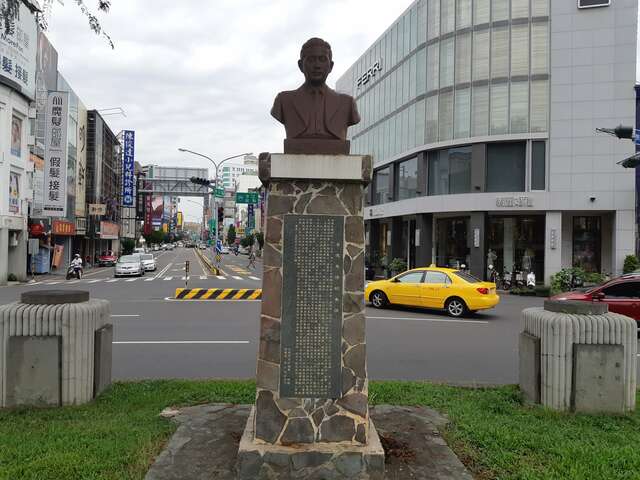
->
{"left": 174, "top": 288, "right": 262, "bottom": 300}
{"left": 194, "top": 248, "right": 220, "bottom": 275}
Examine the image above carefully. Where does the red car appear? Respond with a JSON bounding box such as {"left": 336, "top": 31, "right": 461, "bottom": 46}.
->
{"left": 98, "top": 250, "right": 117, "bottom": 267}
{"left": 551, "top": 274, "right": 640, "bottom": 326}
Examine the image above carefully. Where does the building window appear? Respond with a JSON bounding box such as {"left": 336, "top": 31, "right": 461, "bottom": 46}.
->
{"left": 492, "top": 0, "right": 509, "bottom": 21}
{"left": 511, "top": 0, "right": 529, "bottom": 19}
{"left": 440, "top": 0, "right": 455, "bottom": 35}
{"left": 491, "top": 26, "right": 509, "bottom": 79}
{"left": 530, "top": 79, "right": 549, "bottom": 132}
{"left": 417, "top": 48, "right": 426, "bottom": 96}
{"left": 427, "top": 0, "right": 439, "bottom": 40}
{"left": 428, "top": 146, "right": 472, "bottom": 195}
{"left": 510, "top": 23, "right": 529, "bottom": 77}
{"left": 454, "top": 88, "right": 471, "bottom": 139}
{"left": 531, "top": 141, "right": 546, "bottom": 190}
{"left": 456, "top": 0, "right": 471, "bottom": 29}
{"left": 490, "top": 83, "right": 508, "bottom": 135}
{"left": 426, "top": 95, "right": 439, "bottom": 143}
{"left": 474, "top": 0, "right": 490, "bottom": 24}
{"left": 455, "top": 32, "right": 471, "bottom": 85}
{"left": 486, "top": 142, "right": 526, "bottom": 192}
{"left": 472, "top": 84, "right": 489, "bottom": 137}
{"left": 373, "top": 166, "right": 390, "bottom": 204}
{"left": 472, "top": 30, "right": 490, "bottom": 81}
{"left": 531, "top": 23, "right": 549, "bottom": 75}
{"left": 427, "top": 43, "right": 439, "bottom": 92}
{"left": 532, "top": 0, "right": 549, "bottom": 17}
{"left": 397, "top": 157, "right": 418, "bottom": 200}
{"left": 510, "top": 82, "right": 529, "bottom": 133}
{"left": 573, "top": 216, "right": 601, "bottom": 273}
{"left": 440, "top": 37, "right": 455, "bottom": 88}
{"left": 436, "top": 217, "right": 469, "bottom": 269}
{"left": 438, "top": 90, "right": 454, "bottom": 141}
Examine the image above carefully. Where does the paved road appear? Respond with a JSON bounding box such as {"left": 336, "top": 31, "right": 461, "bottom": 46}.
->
{"left": 0, "top": 249, "right": 636, "bottom": 384}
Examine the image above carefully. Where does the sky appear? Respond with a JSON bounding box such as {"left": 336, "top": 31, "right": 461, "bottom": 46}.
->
{"left": 44, "top": 0, "right": 412, "bottom": 223}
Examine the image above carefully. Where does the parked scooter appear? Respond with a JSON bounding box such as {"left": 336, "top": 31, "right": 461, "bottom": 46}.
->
{"left": 526, "top": 271, "right": 536, "bottom": 289}
{"left": 514, "top": 269, "right": 525, "bottom": 289}
{"left": 501, "top": 270, "right": 512, "bottom": 290}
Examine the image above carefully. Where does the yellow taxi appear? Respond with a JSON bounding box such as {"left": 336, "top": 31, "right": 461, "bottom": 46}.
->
{"left": 364, "top": 266, "right": 499, "bottom": 317}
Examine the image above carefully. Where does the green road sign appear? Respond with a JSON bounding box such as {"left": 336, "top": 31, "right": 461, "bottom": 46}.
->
{"left": 235, "top": 192, "right": 259, "bottom": 204}
{"left": 208, "top": 219, "right": 216, "bottom": 232}
{"left": 215, "top": 187, "right": 224, "bottom": 198}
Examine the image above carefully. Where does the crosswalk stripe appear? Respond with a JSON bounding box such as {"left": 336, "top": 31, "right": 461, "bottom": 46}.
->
{"left": 67, "top": 280, "right": 81, "bottom": 284}
{"left": 164, "top": 276, "right": 173, "bottom": 281}
{"left": 200, "top": 275, "right": 207, "bottom": 280}
{"left": 46, "top": 281, "right": 62, "bottom": 285}
{"left": 216, "top": 275, "right": 225, "bottom": 280}
{"left": 106, "top": 279, "right": 118, "bottom": 283}
{"left": 249, "top": 276, "right": 260, "bottom": 281}
{"left": 232, "top": 276, "right": 242, "bottom": 280}
{"left": 144, "top": 277, "right": 154, "bottom": 281}
{"left": 125, "top": 278, "right": 138, "bottom": 282}
{"left": 87, "top": 279, "right": 102, "bottom": 283}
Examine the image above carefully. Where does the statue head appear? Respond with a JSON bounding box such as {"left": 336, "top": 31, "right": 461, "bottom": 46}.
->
{"left": 298, "top": 37, "right": 334, "bottom": 87}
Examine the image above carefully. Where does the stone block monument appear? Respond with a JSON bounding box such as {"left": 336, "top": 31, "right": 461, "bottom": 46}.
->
{"left": 236, "top": 38, "right": 384, "bottom": 479}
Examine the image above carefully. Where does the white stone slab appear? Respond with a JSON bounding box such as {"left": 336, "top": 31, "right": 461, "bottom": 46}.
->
{"left": 270, "top": 154, "right": 365, "bottom": 181}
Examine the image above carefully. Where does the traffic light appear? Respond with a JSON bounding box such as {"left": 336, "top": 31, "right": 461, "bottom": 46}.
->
{"left": 190, "top": 177, "right": 211, "bottom": 186}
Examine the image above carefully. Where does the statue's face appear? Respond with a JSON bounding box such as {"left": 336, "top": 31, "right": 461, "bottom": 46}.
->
{"left": 298, "top": 45, "right": 334, "bottom": 86}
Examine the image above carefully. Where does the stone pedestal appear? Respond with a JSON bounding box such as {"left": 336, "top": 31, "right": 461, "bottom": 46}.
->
{"left": 237, "top": 153, "right": 384, "bottom": 479}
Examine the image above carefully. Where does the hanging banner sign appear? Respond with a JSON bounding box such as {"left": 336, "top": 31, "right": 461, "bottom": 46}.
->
{"left": 43, "top": 91, "right": 69, "bottom": 217}
{"left": 122, "top": 130, "right": 135, "bottom": 206}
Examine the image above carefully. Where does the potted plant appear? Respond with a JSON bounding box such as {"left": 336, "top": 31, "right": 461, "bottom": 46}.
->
{"left": 388, "top": 258, "right": 408, "bottom": 277}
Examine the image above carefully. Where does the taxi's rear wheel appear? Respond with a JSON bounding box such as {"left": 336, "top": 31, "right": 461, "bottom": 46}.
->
{"left": 445, "top": 297, "right": 467, "bottom": 318}
{"left": 370, "top": 291, "right": 388, "bottom": 309}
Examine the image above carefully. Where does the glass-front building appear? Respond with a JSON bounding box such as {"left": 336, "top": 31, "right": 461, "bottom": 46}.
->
{"left": 336, "top": 0, "right": 637, "bottom": 283}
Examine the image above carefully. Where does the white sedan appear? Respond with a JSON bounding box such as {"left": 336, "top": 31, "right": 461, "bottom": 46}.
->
{"left": 140, "top": 253, "right": 156, "bottom": 272}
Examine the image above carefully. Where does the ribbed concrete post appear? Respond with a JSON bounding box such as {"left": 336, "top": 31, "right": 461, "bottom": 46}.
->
{"left": 0, "top": 290, "right": 111, "bottom": 407}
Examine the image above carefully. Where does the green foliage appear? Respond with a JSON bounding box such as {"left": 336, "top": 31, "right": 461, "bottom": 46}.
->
{"left": 2, "top": 380, "right": 640, "bottom": 480}
{"left": 6, "top": 273, "right": 16, "bottom": 281}
{"left": 389, "top": 257, "right": 407, "bottom": 274}
{"left": 240, "top": 234, "right": 255, "bottom": 248}
{"left": 121, "top": 239, "right": 135, "bottom": 255}
{"left": 144, "top": 230, "right": 167, "bottom": 246}
{"left": 226, "top": 225, "right": 236, "bottom": 245}
{"left": 535, "top": 285, "right": 551, "bottom": 297}
{"left": 623, "top": 255, "right": 640, "bottom": 274}
{"left": 255, "top": 231, "right": 264, "bottom": 250}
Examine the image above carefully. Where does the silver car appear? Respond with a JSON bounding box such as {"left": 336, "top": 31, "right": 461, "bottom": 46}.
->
{"left": 140, "top": 253, "right": 156, "bottom": 272}
{"left": 115, "top": 255, "right": 144, "bottom": 277}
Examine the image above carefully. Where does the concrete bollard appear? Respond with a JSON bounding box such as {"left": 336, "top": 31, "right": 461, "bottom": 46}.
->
{"left": 520, "top": 300, "right": 636, "bottom": 413}
{"left": 0, "top": 290, "right": 111, "bottom": 407}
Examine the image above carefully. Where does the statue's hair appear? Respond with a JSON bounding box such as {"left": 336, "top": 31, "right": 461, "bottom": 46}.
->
{"left": 300, "top": 37, "right": 332, "bottom": 60}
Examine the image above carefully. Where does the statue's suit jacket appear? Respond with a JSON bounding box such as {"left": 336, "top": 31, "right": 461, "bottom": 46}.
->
{"left": 271, "top": 84, "right": 360, "bottom": 140}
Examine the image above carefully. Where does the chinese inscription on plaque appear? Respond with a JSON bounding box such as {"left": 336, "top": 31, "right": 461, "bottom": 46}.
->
{"left": 281, "top": 214, "right": 344, "bottom": 398}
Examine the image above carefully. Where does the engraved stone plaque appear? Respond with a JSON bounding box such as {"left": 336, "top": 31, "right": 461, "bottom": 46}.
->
{"left": 280, "top": 214, "right": 344, "bottom": 398}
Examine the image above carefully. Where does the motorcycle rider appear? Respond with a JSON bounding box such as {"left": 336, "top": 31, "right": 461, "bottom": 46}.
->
{"left": 70, "top": 253, "right": 83, "bottom": 278}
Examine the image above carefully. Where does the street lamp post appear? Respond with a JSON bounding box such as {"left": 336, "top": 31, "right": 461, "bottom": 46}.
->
{"left": 178, "top": 149, "right": 252, "bottom": 245}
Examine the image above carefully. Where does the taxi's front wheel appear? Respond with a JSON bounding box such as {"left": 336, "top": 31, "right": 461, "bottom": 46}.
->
{"left": 445, "top": 298, "right": 467, "bottom": 317}
{"left": 370, "top": 291, "right": 388, "bottom": 309}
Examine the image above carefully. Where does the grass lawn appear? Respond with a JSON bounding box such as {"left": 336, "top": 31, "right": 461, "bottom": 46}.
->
{"left": 0, "top": 380, "right": 638, "bottom": 480}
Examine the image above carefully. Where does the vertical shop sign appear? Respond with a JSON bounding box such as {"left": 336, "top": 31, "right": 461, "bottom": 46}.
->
{"left": 43, "top": 91, "right": 69, "bottom": 217}
{"left": 8, "top": 172, "right": 20, "bottom": 213}
{"left": 122, "top": 130, "right": 135, "bottom": 206}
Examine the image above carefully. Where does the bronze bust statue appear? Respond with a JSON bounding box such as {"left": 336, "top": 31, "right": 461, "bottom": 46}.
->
{"left": 271, "top": 38, "right": 360, "bottom": 155}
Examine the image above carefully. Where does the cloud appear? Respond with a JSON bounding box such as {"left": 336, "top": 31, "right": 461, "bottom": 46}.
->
{"left": 44, "top": 0, "right": 411, "bottom": 221}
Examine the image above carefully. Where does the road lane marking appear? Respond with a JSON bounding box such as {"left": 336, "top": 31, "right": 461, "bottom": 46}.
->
{"left": 164, "top": 276, "right": 173, "bottom": 281}
{"left": 67, "top": 280, "right": 81, "bottom": 284}
{"left": 232, "top": 276, "right": 242, "bottom": 280}
{"left": 249, "top": 276, "right": 260, "bottom": 281}
{"left": 106, "top": 279, "right": 118, "bottom": 283}
{"left": 155, "top": 263, "right": 172, "bottom": 280}
{"left": 144, "top": 277, "right": 154, "bottom": 281}
{"left": 199, "top": 275, "right": 207, "bottom": 280}
{"left": 46, "top": 281, "right": 63, "bottom": 285}
{"left": 216, "top": 275, "right": 226, "bottom": 280}
{"left": 111, "top": 314, "right": 140, "bottom": 317}
{"left": 113, "top": 340, "right": 250, "bottom": 345}
{"left": 125, "top": 278, "right": 138, "bottom": 282}
{"left": 87, "top": 279, "right": 102, "bottom": 284}
{"left": 366, "top": 316, "right": 489, "bottom": 325}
